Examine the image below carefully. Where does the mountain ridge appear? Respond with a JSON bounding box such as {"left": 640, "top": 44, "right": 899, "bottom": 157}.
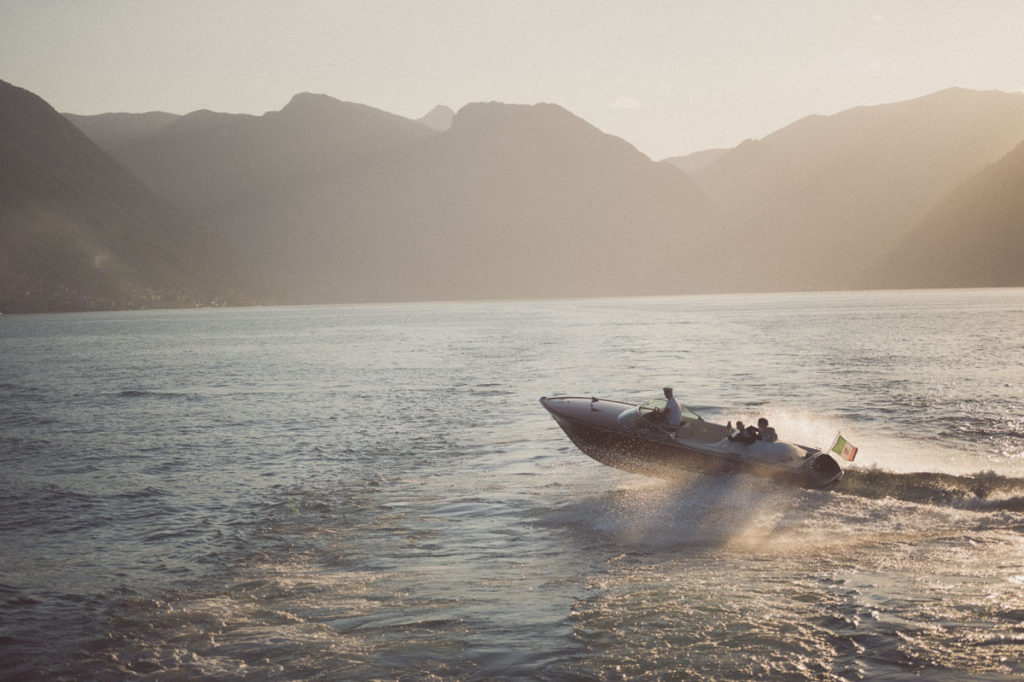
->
{"left": 0, "top": 79, "right": 268, "bottom": 313}
{"left": 18, "top": 83, "right": 1024, "bottom": 311}
{"left": 879, "top": 137, "right": 1024, "bottom": 288}
{"left": 691, "top": 87, "right": 1024, "bottom": 289}
{"left": 66, "top": 93, "right": 737, "bottom": 303}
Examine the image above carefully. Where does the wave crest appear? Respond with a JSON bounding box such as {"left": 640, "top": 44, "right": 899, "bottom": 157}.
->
{"left": 836, "top": 467, "right": 1024, "bottom": 511}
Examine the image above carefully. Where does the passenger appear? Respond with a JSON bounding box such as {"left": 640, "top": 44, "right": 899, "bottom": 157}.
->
{"left": 663, "top": 386, "right": 682, "bottom": 430}
{"left": 728, "top": 420, "right": 758, "bottom": 445}
{"left": 757, "top": 417, "right": 778, "bottom": 443}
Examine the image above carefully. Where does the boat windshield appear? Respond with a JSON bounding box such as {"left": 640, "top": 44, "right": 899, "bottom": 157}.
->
{"left": 618, "top": 399, "right": 702, "bottom": 428}
{"left": 639, "top": 398, "right": 701, "bottom": 421}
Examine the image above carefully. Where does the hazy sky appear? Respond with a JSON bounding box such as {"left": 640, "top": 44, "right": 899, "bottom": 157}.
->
{"left": 4, "top": 0, "right": 1024, "bottom": 159}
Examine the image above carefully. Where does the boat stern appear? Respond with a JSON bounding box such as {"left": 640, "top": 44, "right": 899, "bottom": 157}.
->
{"left": 806, "top": 451, "right": 845, "bottom": 489}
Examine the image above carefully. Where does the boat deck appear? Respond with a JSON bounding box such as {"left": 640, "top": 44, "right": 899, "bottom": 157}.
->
{"left": 676, "top": 419, "right": 729, "bottom": 443}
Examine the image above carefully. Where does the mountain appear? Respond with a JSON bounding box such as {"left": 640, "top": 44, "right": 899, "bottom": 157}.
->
{"left": 692, "top": 88, "right": 1024, "bottom": 290}
{"left": 664, "top": 148, "right": 729, "bottom": 175}
{"left": 73, "top": 95, "right": 736, "bottom": 302}
{"left": 62, "top": 87, "right": 1024, "bottom": 303}
{"left": 79, "top": 94, "right": 437, "bottom": 278}
{"left": 879, "top": 139, "right": 1024, "bottom": 288}
{"left": 418, "top": 105, "right": 455, "bottom": 131}
{"left": 64, "top": 111, "right": 179, "bottom": 149}
{"left": 0, "top": 80, "right": 267, "bottom": 313}
{"left": 325, "top": 101, "right": 733, "bottom": 301}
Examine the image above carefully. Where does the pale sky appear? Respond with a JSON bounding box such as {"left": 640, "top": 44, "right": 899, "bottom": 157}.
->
{"left": 3, "top": 0, "right": 1024, "bottom": 159}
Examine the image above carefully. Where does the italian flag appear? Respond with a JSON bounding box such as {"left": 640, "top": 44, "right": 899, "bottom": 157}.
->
{"left": 830, "top": 433, "right": 858, "bottom": 461}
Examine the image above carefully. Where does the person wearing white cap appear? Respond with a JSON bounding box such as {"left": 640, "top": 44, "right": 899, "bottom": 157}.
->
{"left": 663, "top": 386, "right": 682, "bottom": 430}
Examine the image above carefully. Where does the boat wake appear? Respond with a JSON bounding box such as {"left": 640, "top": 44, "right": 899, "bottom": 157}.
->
{"left": 834, "top": 467, "right": 1024, "bottom": 512}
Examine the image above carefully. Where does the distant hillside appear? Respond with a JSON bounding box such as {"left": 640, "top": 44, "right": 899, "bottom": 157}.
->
{"left": 63, "top": 87, "right": 1024, "bottom": 303}
{"left": 0, "top": 80, "right": 267, "bottom": 313}
{"left": 75, "top": 95, "right": 737, "bottom": 302}
{"left": 879, "top": 139, "right": 1024, "bottom": 288}
{"left": 325, "top": 101, "right": 734, "bottom": 301}
{"left": 418, "top": 105, "right": 455, "bottom": 131}
{"left": 82, "top": 93, "right": 437, "bottom": 270}
{"left": 664, "top": 148, "right": 729, "bottom": 175}
{"left": 64, "top": 111, "right": 179, "bottom": 149}
{"left": 693, "top": 88, "right": 1024, "bottom": 290}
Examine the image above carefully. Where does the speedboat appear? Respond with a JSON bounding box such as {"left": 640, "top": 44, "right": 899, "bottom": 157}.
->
{"left": 540, "top": 395, "right": 844, "bottom": 490}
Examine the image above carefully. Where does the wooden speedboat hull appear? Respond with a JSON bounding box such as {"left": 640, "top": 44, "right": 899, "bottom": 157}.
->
{"left": 540, "top": 396, "right": 844, "bottom": 490}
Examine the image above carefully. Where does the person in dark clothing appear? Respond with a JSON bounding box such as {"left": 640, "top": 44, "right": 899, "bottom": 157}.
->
{"left": 757, "top": 417, "right": 778, "bottom": 442}
{"left": 727, "top": 420, "right": 758, "bottom": 445}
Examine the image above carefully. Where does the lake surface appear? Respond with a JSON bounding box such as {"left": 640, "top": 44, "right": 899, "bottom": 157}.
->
{"left": 2, "top": 289, "right": 1023, "bottom": 680}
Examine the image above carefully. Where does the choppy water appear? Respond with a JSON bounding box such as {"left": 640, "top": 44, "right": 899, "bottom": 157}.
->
{"left": 2, "top": 289, "right": 1023, "bottom": 680}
